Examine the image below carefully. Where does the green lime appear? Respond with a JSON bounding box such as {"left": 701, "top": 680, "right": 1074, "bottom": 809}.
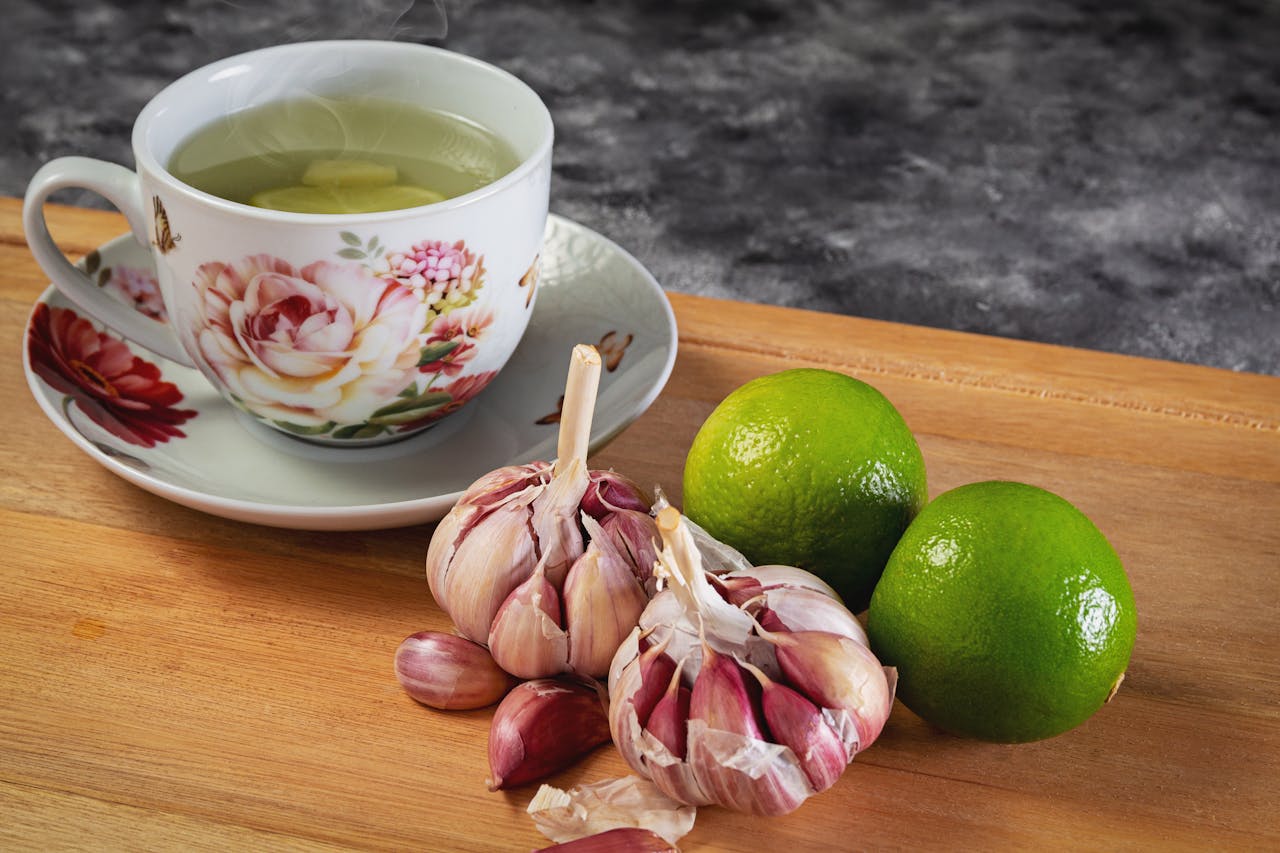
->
{"left": 682, "top": 368, "right": 927, "bottom": 611}
{"left": 867, "top": 481, "right": 1137, "bottom": 743}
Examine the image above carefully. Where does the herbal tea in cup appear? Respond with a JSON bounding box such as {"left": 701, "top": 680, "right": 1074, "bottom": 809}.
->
{"left": 168, "top": 97, "right": 521, "bottom": 214}
{"left": 24, "top": 41, "right": 553, "bottom": 446}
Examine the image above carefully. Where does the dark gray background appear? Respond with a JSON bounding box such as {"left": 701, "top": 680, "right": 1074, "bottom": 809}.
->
{"left": 4, "top": 0, "right": 1278, "bottom": 375}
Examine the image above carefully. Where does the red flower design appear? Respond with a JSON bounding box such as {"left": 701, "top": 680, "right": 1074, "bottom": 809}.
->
{"left": 27, "top": 304, "right": 196, "bottom": 448}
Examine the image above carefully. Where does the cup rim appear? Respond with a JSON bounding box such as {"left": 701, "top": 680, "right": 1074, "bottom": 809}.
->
{"left": 132, "top": 39, "right": 554, "bottom": 223}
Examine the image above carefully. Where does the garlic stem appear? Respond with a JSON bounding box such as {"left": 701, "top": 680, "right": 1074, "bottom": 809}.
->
{"left": 555, "top": 345, "right": 603, "bottom": 476}
{"left": 654, "top": 508, "right": 755, "bottom": 647}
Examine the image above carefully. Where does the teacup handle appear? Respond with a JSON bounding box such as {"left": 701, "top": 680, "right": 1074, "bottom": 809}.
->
{"left": 23, "top": 157, "right": 193, "bottom": 366}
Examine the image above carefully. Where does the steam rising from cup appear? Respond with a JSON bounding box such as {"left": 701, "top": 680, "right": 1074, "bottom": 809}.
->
{"left": 165, "top": 1, "right": 488, "bottom": 214}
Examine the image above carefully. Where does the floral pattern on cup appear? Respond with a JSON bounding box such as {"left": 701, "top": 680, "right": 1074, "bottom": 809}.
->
{"left": 393, "top": 369, "right": 500, "bottom": 433}
{"left": 27, "top": 303, "right": 196, "bottom": 448}
{"left": 519, "top": 255, "right": 540, "bottom": 308}
{"left": 191, "top": 253, "right": 429, "bottom": 437}
{"left": 80, "top": 250, "right": 167, "bottom": 322}
{"left": 336, "top": 232, "right": 487, "bottom": 325}
{"left": 104, "top": 265, "right": 167, "bottom": 322}
{"left": 381, "top": 239, "right": 487, "bottom": 324}
{"left": 181, "top": 233, "right": 514, "bottom": 441}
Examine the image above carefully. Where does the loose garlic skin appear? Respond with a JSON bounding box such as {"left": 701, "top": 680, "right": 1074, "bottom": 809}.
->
{"left": 607, "top": 509, "right": 896, "bottom": 817}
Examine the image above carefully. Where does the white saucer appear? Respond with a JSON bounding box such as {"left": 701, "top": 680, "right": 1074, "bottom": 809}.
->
{"left": 23, "top": 214, "right": 677, "bottom": 530}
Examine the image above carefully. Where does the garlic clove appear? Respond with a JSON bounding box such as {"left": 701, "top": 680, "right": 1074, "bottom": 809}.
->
{"left": 644, "top": 656, "right": 691, "bottom": 759}
{"left": 707, "top": 574, "right": 764, "bottom": 608}
{"left": 437, "top": 500, "right": 543, "bottom": 643}
{"left": 534, "top": 827, "right": 678, "bottom": 852}
{"left": 393, "top": 631, "right": 517, "bottom": 710}
{"left": 582, "top": 469, "right": 651, "bottom": 517}
{"left": 688, "top": 641, "right": 766, "bottom": 741}
{"left": 424, "top": 505, "right": 467, "bottom": 614}
{"left": 488, "top": 560, "right": 571, "bottom": 680}
{"left": 725, "top": 564, "right": 843, "bottom": 601}
{"left": 602, "top": 510, "right": 661, "bottom": 588}
{"left": 758, "top": 625, "right": 895, "bottom": 752}
{"left": 426, "top": 462, "right": 551, "bottom": 613}
{"left": 627, "top": 632, "right": 677, "bottom": 728}
{"left": 741, "top": 660, "right": 847, "bottom": 792}
{"left": 487, "top": 678, "right": 611, "bottom": 791}
{"left": 564, "top": 515, "right": 649, "bottom": 677}
{"left": 610, "top": 642, "right": 716, "bottom": 808}
{"left": 759, "top": 586, "right": 869, "bottom": 647}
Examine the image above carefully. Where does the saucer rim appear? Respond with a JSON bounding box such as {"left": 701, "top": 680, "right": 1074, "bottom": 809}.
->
{"left": 22, "top": 213, "right": 677, "bottom": 530}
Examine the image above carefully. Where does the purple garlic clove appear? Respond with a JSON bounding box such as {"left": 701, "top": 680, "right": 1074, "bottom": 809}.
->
{"left": 742, "top": 660, "right": 847, "bottom": 792}
{"left": 688, "top": 641, "right": 766, "bottom": 741}
{"left": 393, "top": 631, "right": 517, "bottom": 710}
{"left": 645, "top": 657, "right": 692, "bottom": 759}
{"left": 582, "top": 469, "right": 652, "bottom": 517}
{"left": 487, "top": 678, "right": 611, "bottom": 791}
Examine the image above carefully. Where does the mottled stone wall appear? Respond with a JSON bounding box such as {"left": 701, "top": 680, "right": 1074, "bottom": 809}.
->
{"left": 4, "top": 0, "right": 1277, "bottom": 373}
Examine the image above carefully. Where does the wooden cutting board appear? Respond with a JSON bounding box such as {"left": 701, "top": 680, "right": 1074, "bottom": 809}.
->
{"left": 2, "top": 198, "right": 1277, "bottom": 850}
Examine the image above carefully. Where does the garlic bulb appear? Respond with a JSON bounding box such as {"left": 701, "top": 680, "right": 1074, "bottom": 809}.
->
{"left": 426, "top": 345, "right": 659, "bottom": 679}
{"left": 607, "top": 507, "right": 897, "bottom": 816}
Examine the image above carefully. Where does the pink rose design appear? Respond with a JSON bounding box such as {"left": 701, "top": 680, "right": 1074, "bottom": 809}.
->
{"left": 191, "top": 254, "right": 427, "bottom": 428}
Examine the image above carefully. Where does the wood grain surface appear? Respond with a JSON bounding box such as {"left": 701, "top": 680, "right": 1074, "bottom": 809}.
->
{"left": 2, "top": 198, "right": 1277, "bottom": 851}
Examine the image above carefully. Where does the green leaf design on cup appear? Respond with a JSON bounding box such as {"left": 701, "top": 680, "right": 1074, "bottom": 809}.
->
{"left": 368, "top": 391, "right": 452, "bottom": 425}
{"left": 272, "top": 420, "right": 338, "bottom": 436}
{"left": 416, "top": 339, "right": 460, "bottom": 367}
{"left": 333, "top": 422, "right": 388, "bottom": 440}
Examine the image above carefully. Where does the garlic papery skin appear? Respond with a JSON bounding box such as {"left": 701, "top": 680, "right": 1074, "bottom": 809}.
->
{"left": 724, "top": 564, "right": 843, "bottom": 600}
{"left": 757, "top": 586, "right": 870, "bottom": 647}
{"left": 424, "top": 345, "right": 659, "bottom": 679}
{"left": 527, "top": 775, "right": 696, "bottom": 846}
{"left": 607, "top": 507, "right": 897, "bottom": 816}
{"left": 535, "top": 827, "right": 677, "bottom": 852}
{"left": 427, "top": 463, "right": 549, "bottom": 642}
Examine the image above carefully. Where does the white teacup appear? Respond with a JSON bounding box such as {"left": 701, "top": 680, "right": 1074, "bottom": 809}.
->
{"left": 24, "top": 40, "right": 552, "bottom": 445}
